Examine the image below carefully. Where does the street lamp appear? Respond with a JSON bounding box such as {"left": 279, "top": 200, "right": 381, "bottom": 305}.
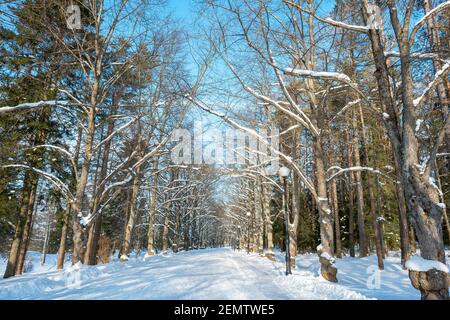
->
{"left": 279, "top": 166, "right": 292, "bottom": 275}
{"left": 246, "top": 211, "right": 251, "bottom": 253}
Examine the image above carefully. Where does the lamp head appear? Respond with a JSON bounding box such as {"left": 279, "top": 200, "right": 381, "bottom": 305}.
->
{"left": 278, "top": 166, "right": 290, "bottom": 178}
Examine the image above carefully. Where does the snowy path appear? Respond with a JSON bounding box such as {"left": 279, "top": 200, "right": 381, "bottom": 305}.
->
{"left": 0, "top": 248, "right": 421, "bottom": 300}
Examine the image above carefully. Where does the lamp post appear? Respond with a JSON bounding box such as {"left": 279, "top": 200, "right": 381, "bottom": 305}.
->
{"left": 246, "top": 211, "right": 251, "bottom": 253}
{"left": 279, "top": 166, "right": 292, "bottom": 275}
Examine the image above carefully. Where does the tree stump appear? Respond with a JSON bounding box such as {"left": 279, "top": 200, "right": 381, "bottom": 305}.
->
{"left": 265, "top": 252, "right": 276, "bottom": 261}
{"left": 317, "top": 248, "right": 337, "bottom": 282}
{"left": 409, "top": 269, "right": 449, "bottom": 300}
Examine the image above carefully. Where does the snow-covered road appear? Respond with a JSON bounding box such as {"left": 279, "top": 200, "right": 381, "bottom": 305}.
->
{"left": 0, "top": 248, "right": 421, "bottom": 300}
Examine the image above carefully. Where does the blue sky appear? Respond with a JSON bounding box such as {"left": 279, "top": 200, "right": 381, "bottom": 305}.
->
{"left": 168, "top": 0, "right": 196, "bottom": 21}
{"left": 168, "top": 0, "right": 335, "bottom": 21}
{"left": 168, "top": 0, "right": 337, "bottom": 22}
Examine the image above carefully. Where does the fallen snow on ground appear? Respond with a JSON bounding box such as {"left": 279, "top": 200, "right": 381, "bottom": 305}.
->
{"left": 0, "top": 248, "right": 447, "bottom": 300}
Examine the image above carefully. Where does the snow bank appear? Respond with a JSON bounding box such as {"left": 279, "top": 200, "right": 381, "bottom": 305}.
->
{"left": 405, "top": 256, "right": 449, "bottom": 273}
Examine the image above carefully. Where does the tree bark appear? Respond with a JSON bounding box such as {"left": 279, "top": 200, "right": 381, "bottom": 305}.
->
{"left": 314, "top": 138, "right": 337, "bottom": 282}
{"left": 11, "top": 105, "right": 50, "bottom": 276}
{"left": 262, "top": 183, "right": 274, "bottom": 260}
{"left": 330, "top": 176, "right": 342, "bottom": 258}
{"left": 71, "top": 83, "right": 98, "bottom": 264}
{"left": 289, "top": 160, "right": 300, "bottom": 267}
{"left": 120, "top": 166, "right": 142, "bottom": 260}
{"left": 255, "top": 179, "right": 264, "bottom": 255}
{"left": 162, "top": 211, "right": 170, "bottom": 254}
{"left": 146, "top": 171, "right": 159, "bottom": 257}
{"left": 57, "top": 203, "right": 71, "bottom": 270}
{"left": 359, "top": 106, "right": 384, "bottom": 269}
{"left": 57, "top": 121, "right": 82, "bottom": 270}
{"left": 14, "top": 178, "right": 39, "bottom": 275}
{"left": 352, "top": 110, "right": 368, "bottom": 257}
{"left": 345, "top": 117, "right": 356, "bottom": 257}
{"left": 393, "top": 151, "right": 411, "bottom": 267}
{"left": 41, "top": 201, "right": 53, "bottom": 266}
{"left": 434, "top": 161, "right": 450, "bottom": 245}
{"left": 3, "top": 172, "right": 35, "bottom": 278}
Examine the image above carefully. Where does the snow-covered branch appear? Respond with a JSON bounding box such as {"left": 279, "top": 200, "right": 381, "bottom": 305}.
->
{"left": 384, "top": 51, "right": 441, "bottom": 61}
{"left": 284, "top": 68, "right": 367, "bottom": 102}
{"left": 0, "top": 100, "right": 70, "bottom": 115}
{"left": 409, "top": 1, "right": 450, "bottom": 46}
{"left": 221, "top": 56, "right": 319, "bottom": 137}
{"left": 93, "top": 117, "right": 138, "bottom": 152}
{"left": 326, "top": 166, "right": 392, "bottom": 182}
{"left": 332, "top": 99, "right": 362, "bottom": 121}
{"left": 284, "top": 68, "right": 353, "bottom": 84}
{"left": 28, "top": 145, "right": 77, "bottom": 178}
{"left": 283, "top": 0, "right": 369, "bottom": 33}
{"left": 413, "top": 61, "right": 450, "bottom": 108}
{"left": 1, "top": 164, "right": 74, "bottom": 201}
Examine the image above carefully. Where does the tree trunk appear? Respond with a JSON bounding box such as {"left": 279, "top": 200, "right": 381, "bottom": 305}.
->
{"left": 57, "top": 121, "right": 82, "bottom": 270}
{"left": 410, "top": 225, "right": 417, "bottom": 253}
{"left": 359, "top": 106, "right": 384, "bottom": 269}
{"left": 57, "top": 203, "right": 71, "bottom": 270}
{"left": 262, "top": 183, "right": 274, "bottom": 260}
{"left": 289, "top": 163, "right": 300, "bottom": 267}
{"left": 375, "top": 175, "right": 387, "bottom": 258}
{"left": 146, "top": 171, "right": 159, "bottom": 257}
{"left": 162, "top": 211, "right": 170, "bottom": 254}
{"left": 84, "top": 216, "right": 102, "bottom": 264}
{"left": 71, "top": 77, "right": 99, "bottom": 265}
{"left": 435, "top": 161, "right": 450, "bottom": 244}
{"left": 83, "top": 105, "right": 117, "bottom": 265}
{"left": 15, "top": 178, "right": 39, "bottom": 275}
{"left": 330, "top": 177, "right": 342, "bottom": 258}
{"left": 134, "top": 199, "right": 145, "bottom": 257}
{"left": 120, "top": 166, "right": 142, "bottom": 260}
{"left": 352, "top": 110, "right": 368, "bottom": 257}
{"left": 41, "top": 202, "right": 53, "bottom": 266}
{"left": 8, "top": 106, "right": 50, "bottom": 276}
{"left": 345, "top": 117, "right": 356, "bottom": 257}
{"left": 255, "top": 179, "right": 264, "bottom": 255}
{"left": 314, "top": 138, "right": 337, "bottom": 282}
{"left": 173, "top": 204, "right": 180, "bottom": 254}
{"left": 3, "top": 172, "right": 35, "bottom": 278}
{"left": 393, "top": 152, "right": 411, "bottom": 267}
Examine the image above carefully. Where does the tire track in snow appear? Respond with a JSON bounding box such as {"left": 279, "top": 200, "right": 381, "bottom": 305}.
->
{"left": 225, "top": 249, "right": 296, "bottom": 299}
